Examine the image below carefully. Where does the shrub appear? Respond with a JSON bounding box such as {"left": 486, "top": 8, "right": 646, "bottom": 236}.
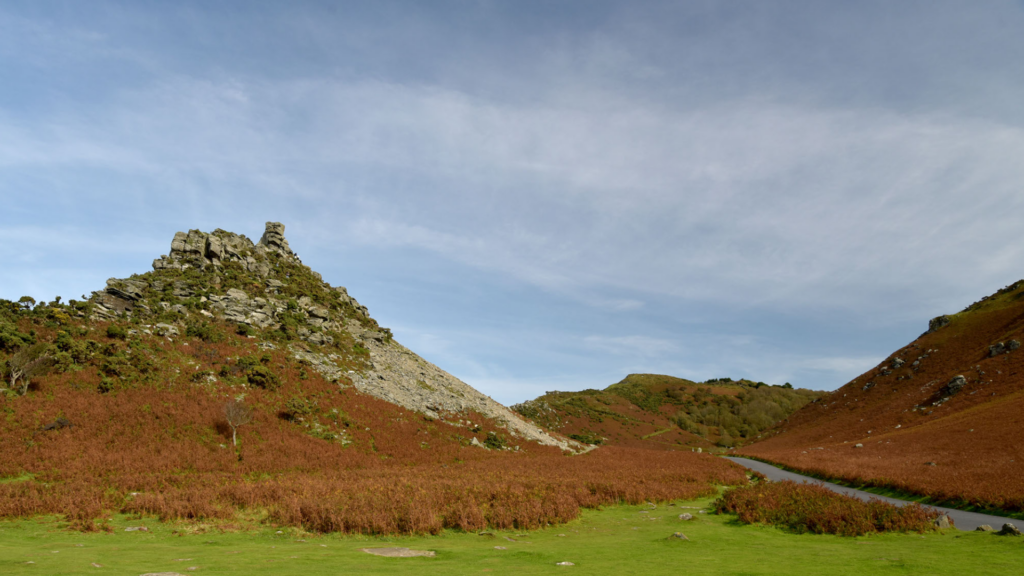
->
{"left": 284, "top": 396, "right": 315, "bottom": 420}
{"left": 246, "top": 365, "right": 280, "bottom": 390}
{"left": 714, "top": 480, "right": 942, "bottom": 536}
{"left": 106, "top": 325, "right": 127, "bottom": 340}
{"left": 483, "top": 431, "right": 506, "bottom": 450}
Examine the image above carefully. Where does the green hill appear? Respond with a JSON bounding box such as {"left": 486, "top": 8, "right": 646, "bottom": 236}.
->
{"left": 513, "top": 374, "right": 822, "bottom": 450}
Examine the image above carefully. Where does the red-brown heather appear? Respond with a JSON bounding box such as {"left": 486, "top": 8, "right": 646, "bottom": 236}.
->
{"left": 0, "top": 320, "right": 747, "bottom": 534}
{"left": 714, "top": 480, "right": 941, "bottom": 536}
{"left": 737, "top": 280, "right": 1024, "bottom": 512}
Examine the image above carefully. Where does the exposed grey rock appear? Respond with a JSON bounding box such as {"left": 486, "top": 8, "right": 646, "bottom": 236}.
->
{"left": 258, "top": 221, "right": 292, "bottom": 255}
{"left": 154, "top": 324, "right": 178, "bottom": 337}
{"left": 555, "top": 561, "right": 576, "bottom": 566}
{"left": 976, "top": 524, "right": 994, "bottom": 532}
{"left": 360, "top": 547, "right": 435, "bottom": 557}
{"left": 350, "top": 336, "right": 583, "bottom": 452}
{"left": 989, "top": 343, "right": 1006, "bottom": 357}
{"left": 944, "top": 375, "right": 967, "bottom": 396}
{"left": 862, "top": 382, "right": 875, "bottom": 391}
{"left": 679, "top": 513, "right": 693, "bottom": 520}
{"left": 124, "top": 526, "right": 149, "bottom": 532}
{"left": 890, "top": 357, "right": 905, "bottom": 369}
{"left": 998, "top": 523, "right": 1022, "bottom": 536}
{"left": 928, "top": 315, "right": 951, "bottom": 333}
{"left": 1009, "top": 340, "right": 1021, "bottom": 351}
{"left": 933, "top": 514, "right": 952, "bottom": 529}
{"left": 669, "top": 532, "right": 689, "bottom": 541}
{"left": 854, "top": 443, "right": 863, "bottom": 448}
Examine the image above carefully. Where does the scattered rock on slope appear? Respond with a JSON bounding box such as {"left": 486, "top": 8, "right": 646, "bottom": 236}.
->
{"left": 89, "top": 222, "right": 579, "bottom": 452}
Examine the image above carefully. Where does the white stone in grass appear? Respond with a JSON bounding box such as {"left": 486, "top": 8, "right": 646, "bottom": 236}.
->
{"left": 556, "top": 561, "right": 575, "bottom": 566}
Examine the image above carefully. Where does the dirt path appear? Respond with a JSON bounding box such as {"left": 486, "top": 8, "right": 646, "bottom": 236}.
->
{"left": 725, "top": 456, "right": 1019, "bottom": 531}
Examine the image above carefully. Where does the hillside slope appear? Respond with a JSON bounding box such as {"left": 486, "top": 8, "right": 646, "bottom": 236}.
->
{"left": 738, "top": 281, "right": 1024, "bottom": 512}
{"left": 7, "top": 223, "right": 763, "bottom": 533}
{"left": 513, "top": 374, "right": 821, "bottom": 450}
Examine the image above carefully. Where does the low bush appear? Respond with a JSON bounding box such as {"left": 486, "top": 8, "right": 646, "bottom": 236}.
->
{"left": 714, "top": 480, "right": 942, "bottom": 536}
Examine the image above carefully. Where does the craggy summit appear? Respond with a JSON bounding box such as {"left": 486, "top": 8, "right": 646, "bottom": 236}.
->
{"left": 92, "top": 222, "right": 573, "bottom": 449}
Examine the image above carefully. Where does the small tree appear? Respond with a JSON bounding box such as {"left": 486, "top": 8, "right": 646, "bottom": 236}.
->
{"left": 223, "top": 400, "right": 254, "bottom": 447}
{"left": 6, "top": 343, "right": 54, "bottom": 395}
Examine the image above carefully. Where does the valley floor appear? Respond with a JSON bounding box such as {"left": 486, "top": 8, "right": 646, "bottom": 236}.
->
{"left": 1, "top": 497, "right": 1020, "bottom": 576}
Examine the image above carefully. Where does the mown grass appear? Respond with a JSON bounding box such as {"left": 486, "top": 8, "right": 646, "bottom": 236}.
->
{"left": 1, "top": 496, "right": 1020, "bottom": 576}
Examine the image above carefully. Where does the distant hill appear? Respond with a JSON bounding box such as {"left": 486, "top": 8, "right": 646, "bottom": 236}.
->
{"left": 513, "top": 374, "right": 822, "bottom": 450}
{"left": 738, "top": 280, "right": 1024, "bottom": 512}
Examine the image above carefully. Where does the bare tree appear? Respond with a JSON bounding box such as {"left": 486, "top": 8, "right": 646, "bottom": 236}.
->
{"left": 6, "top": 343, "right": 54, "bottom": 395}
{"left": 223, "top": 400, "right": 254, "bottom": 447}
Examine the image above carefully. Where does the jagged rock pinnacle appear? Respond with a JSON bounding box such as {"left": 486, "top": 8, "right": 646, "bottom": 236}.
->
{"left": 258, "top": 222, "right": 292, "bottom": 255}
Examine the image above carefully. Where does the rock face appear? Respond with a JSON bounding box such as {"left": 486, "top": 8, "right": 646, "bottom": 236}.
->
{"left": 350, "top": 336, "right": 575, "bottom": 449}
{"left": 87, "top": 222, "right": 578, "bottom": 452}
{"left": 927, "top": 315, "right": 951, "bottom": 333}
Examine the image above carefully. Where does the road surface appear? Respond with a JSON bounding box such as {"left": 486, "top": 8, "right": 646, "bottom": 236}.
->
{"left": 724, "top": 456, "right": 1020, "bottom": 532}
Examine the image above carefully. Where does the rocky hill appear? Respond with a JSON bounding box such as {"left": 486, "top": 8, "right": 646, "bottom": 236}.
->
{"left": 513, "top": 373, "right": 821, "bottom": 451}
{"left": 3, "top": 222, "right": 574, "bottom": 451}
{"left": 738, "top": 280, "right": 1024, "bottom": 512}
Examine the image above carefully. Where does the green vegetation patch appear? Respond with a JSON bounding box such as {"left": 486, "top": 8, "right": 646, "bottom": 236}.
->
{"left": 0, "top": 498, "right": 1019, "bottom": 575}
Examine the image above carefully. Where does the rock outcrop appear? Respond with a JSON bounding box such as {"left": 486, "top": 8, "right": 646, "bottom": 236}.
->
{"left": 87, "top": 222, "right": 578, "bottom": 452}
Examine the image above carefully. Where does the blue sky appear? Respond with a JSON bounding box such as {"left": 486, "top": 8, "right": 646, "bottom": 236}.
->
{"left": 3, "top": 1, "right": 1024, "bottom": 404}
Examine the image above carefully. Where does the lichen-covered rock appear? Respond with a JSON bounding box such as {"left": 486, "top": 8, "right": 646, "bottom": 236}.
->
{"left": 928, "top": 315, "right": 951, "bottom": 333}
{"left": 944, "top": 375, "right": 967, "bottom": 396}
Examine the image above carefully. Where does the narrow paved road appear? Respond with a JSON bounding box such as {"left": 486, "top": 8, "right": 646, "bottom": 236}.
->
{"left": 725, "top": 456, "right": 1020, "bottom": 532}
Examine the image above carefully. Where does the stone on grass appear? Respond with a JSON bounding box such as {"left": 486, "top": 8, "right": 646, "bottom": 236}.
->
{"left": 555, "top": 561, "right": 575, "bottom": 566}
{"left": 997, "top": 523, "right": 1022, "bottom": 536}
{"left": 976, "top": 525, "right": 994, "bottom": 532}
{"left": 360, "top": 547, "right": 436, "bottom": 557}
{"left": 669, "top": 532, "right": 689, "bottom": 541}
{"left": 139, "top": 573, "right": 188, "bottom": 576}
{"left": 125, "top": 526, "right": 149, "bottom": 532}
{"left": 679, "top": 513, "right": 693, "bottom": 521}
{"left": 932, "top": 514, "right": 952, "bottom": 529}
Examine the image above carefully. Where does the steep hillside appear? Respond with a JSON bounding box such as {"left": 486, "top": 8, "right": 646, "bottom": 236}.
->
{"left": 513, "top": 374, "right": 822, "bottom": 450}
{"left": 738, "top": 280, "right": 1024, "bottom": 512}
{"left": 0, "top": 224, "right": 756, "bottom": 533}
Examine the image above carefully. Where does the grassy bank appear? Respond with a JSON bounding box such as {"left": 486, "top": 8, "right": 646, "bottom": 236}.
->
{"left": 1, "top": 497, "right": 1020, "bottom": 575}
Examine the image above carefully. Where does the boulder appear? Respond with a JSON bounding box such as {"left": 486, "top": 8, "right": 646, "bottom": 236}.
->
{"left": 679, "top": 513, "right": 693, "bottom": 520}
{"left": 1009, "top": 340, "right": 1021, "bottom": 351}
{"left": 932, "top": 514, "right": 952, "bottom": 529}
{"left": 890, "top": 358, "right": 905, "bottom": 369}
{"left": 360, "top": 547, "right": 435, "bottom": 557}
{"left": 976, "top": 524, "right": 994, "bottom": 532}
{"left": 997, "top": 523, "right": 1022, "bottom": 536}
{"left": 862, "top": 382, "right": 875, "bottom": 391}
{"left": 928, "top": 315, "right": 951, "bottom": 333}
{"left": 154, "top": 324, "right": 179, "bottom": 337}
{"left": 669, "top": 532, "right": 689, "bottom": 541}
{"left": 989, "top": 343, "right": 1006, "bottom": 357}
{"left": 943, "top": 375, "right": 967, "bottom": 396}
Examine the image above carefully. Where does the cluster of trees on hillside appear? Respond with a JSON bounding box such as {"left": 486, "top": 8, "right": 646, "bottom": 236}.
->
{"left": 672, "top": 385, "right": 819, "bottom": 447}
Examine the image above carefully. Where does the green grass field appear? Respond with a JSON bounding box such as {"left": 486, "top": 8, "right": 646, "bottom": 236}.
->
{"left": 1, "top": 497, "right": 1020, "bottom": 576}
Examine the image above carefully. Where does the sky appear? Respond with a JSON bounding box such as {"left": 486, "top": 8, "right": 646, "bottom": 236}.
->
{"left": 3, "top": 1, "right": 1024, "bottom": 404}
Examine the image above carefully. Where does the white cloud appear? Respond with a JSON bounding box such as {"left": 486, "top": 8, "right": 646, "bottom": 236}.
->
{"left": 583, "top": 335, "right": 677, "bottom": 357}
